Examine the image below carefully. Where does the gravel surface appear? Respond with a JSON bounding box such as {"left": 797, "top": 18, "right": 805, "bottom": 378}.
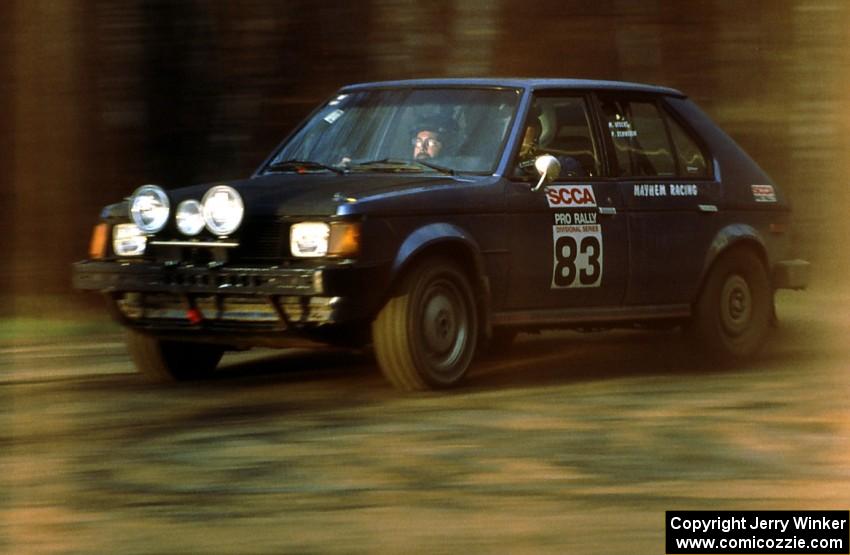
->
{"left": 3, "top": 290, "right": 848, "bottom": 554}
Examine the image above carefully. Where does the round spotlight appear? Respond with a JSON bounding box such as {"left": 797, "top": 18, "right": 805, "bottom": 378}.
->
{"left": 130, "top": 185, "right": 170, "bottom": 233}
{"left": 201, "top": 185, "right": 244, "bottom": 236}
{"left": 176, "top": 199, "right": 204, "bottom": 236}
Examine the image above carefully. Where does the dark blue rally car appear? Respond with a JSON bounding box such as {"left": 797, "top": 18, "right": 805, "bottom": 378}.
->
{"left": 73, "top": 78, "right": 809, "bottom": 390}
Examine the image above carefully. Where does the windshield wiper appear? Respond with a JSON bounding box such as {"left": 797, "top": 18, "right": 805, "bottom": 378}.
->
{"left": 266, "top": 159, "right": 345, "bottom": 175}
{"left": 412, "top": 159, "right": 455, "bottom": 176}
{"left": 352, "top": 158, "right": 455, "bottom": 176}
{"left": 352, "top": 158, "right": 417, "bottom": 169}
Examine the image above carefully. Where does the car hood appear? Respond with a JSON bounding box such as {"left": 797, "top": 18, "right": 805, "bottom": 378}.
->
{"left": 169, "top": 172, "right": 487, "bottom": 218}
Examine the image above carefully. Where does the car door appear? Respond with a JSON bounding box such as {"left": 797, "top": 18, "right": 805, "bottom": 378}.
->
{"left": 503, "top": 91, "right": 628, "bottom": 310}
{"left": 595, "top": 93, "right": 720, "bottom": 306}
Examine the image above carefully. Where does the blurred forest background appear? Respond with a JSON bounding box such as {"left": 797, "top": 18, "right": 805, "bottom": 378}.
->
{"left": 3, "top": 0, "right": 848, "bottom": 318}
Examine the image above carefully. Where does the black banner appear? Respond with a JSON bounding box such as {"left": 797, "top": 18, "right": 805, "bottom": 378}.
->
{"left": 666, "top": 511, "right": 849, "bottom": 554}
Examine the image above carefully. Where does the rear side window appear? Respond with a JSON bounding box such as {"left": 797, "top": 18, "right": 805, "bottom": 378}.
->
{"left": 598, "top": 98, "right": 676, "bottom": 177}
{"left": 665, "top": 109, "right": 710, "bottom": 177}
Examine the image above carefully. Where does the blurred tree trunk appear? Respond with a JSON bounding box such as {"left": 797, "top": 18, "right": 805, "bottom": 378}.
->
{"left": 9, "top": 1, "right": 92, "bottom": 311}
{"left": 0, "top": 3, "right": 13, "bottom": 316}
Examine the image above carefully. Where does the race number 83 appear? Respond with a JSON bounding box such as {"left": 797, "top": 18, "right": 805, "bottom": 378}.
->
{"left": 551, "top": 227, "right": 603, "bottom": 288}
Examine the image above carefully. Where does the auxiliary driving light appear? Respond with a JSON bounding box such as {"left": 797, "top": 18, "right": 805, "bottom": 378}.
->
{"left": 202, "top": 185, "right": 244, "bottom": 236}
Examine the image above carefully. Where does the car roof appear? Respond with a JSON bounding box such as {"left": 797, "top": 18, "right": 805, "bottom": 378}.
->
{"left": 341, "top": 78, "right": 684, "bottom": 97}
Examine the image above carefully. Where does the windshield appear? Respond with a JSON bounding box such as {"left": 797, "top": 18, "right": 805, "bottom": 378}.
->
{"left": 266, "top": 87, "right": 521, "bottom": 175}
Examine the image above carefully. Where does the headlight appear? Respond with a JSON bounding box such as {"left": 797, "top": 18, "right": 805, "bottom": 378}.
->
{"left": 176, "top": 199, "right": 204, "bottom": 236}
{"left": 290, "top": 221, "right": 360, "bottom": 258}
{"left": 113, "top": 223, "right": 146, "bottom": 256}
{"left": 202, "top": 185, "right": 244, "bottom": 236}
{"left": 290, "top": 222, "right": 329, "bottom": 257}
{"left": 130, "top": 185, "right": 170, "bottom": 233}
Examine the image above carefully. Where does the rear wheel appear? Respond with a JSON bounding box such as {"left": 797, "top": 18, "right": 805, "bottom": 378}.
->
{"left": 691, "top": 249, "right": 772, "bottom": 361}
{"left": 126, "top": 330, "right": 224, "bottom": 382}
{"left": 372, "top": 258, "right": 478, "bottom": 391}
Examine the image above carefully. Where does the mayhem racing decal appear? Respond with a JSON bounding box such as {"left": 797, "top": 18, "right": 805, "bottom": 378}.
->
{"left": 633, "top": 183, "right": 698, "bottom": 197}
{"left": 545, "top": 184, "right": 597, "bottom": 208}
{"left": 751, "top": 184, "right": 777, "bottom": 203}
{"left": 552, "top": 224, "right": 603, "bottom": 288}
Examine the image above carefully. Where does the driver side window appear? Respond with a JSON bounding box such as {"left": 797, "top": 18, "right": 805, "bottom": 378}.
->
{"left": 513, "top": 94, "right": 601, "bottom": 179}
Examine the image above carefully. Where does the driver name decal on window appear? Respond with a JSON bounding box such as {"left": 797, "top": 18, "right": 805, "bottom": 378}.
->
{"left": 608, "top": 119, "right": 637, "bottom": 138}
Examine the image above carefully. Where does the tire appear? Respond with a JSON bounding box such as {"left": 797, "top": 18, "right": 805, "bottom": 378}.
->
{"left": 372, "top": 258, "right": 479, "bottom": 391}
{"left": 691, "top": 248, "right": 772, "bottom": 362}
{"left": 126, "top": 330, "right": 224, "bottom": 382}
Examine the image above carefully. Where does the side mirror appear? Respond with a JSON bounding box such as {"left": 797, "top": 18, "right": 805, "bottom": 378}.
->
{"left": 531, "top": 155, "right": 561, "bottom": 191}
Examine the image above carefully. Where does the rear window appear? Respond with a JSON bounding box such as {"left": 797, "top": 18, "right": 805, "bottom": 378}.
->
{"left": 665, "top": 107, "right": 710, "bottom": 178}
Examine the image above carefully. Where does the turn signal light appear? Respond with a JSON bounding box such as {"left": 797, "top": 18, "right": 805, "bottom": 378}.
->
{"left": 329, "top": 222, "right": 360, "bottom": 257}
{"left": 89, "top": 223, "right": 108, "bottom": 259}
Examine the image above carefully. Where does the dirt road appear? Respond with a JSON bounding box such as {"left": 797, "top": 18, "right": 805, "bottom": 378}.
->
{"left": 4, "top": 290, "right": 849, "bottom": 554}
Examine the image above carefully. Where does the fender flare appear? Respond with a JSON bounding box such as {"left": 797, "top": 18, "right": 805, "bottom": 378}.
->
{"left": 390, "top": 222, "right": 491, "bottom": 330}
{"left": 392, "top": 222, "right": 486, "bottom": 281}
{"left": 699, "top": 223, "right": 768, "bottom": 286}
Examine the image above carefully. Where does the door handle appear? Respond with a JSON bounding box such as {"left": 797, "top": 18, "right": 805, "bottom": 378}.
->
{"left": 698, "top": 204, "right": 718, "bottom": 213}
{"left": 598, "top": 206, "right": 617, "bottom": 216}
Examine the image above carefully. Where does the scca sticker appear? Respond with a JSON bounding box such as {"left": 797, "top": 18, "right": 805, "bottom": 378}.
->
{"left": 552, "top": 224, "right": 603, "bottom": 288}
{"left": 751, "top": 184, "right": 777, "bottom": 203}
{"left": 545, "top": 185, "right": 597, "bottom": 208}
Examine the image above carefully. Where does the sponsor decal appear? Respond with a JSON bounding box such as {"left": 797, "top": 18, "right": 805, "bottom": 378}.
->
{"left": 327, "top": 94, "right": 348, "bottom": 106}
{"left": 323, "top": 108, "right": 344, "bottom": 124}
{"left": 552, "top": 224, "right": 603, "bottom": 289}
{"left": 751, "top": 184, "right": 777, "bottom": 203}
{"left": 554, "top": 212, "right": 597, "bottom": 225}
{"left": 633, "top": 183, "right": 698, "bottom": 197}
{"left": 545, "top": 185, "right": 597, "bottom": 208}
{"left": 670, "top": 184, "right": 698, "bottom": 196}
{"left": 634, "top": 183, "right": 667, "bottom": 197}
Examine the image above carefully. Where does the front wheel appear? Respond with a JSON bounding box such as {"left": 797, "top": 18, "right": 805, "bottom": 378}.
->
{"left": 372, "top": 258, "right": 479, "bottom": 391}
{"left": 126, "top": 330, "right": 224, "bottom": 382}
{"left": 690, "top": 249, "right": 772, "bottom": 362}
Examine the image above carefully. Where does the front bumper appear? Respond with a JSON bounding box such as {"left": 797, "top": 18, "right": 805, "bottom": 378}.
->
{"left": 73, "top": 259, "right": 323, "bottom": 295}
{"left": 73, "top": 260, "right": 384, "bottom": 335}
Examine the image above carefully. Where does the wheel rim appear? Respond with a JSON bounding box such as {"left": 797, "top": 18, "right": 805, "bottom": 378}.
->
{"left": 720, "top": 273, "right": 752, "bottom": 336}
{"left": 417, "top": 277, "right": 469, "bottom": 379}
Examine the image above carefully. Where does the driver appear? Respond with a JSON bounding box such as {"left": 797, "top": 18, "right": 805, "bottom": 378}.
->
{"left": 411, "top": 117, "right": 456, "bottom": 162}
{"left": 412, "top": 129, "right": 444, "bottom": 161}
